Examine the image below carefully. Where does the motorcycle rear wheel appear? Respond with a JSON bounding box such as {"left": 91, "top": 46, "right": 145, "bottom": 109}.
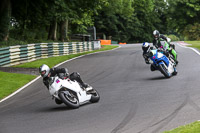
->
{"left": 58, "top": 90, "right": 79, "bottom": 109}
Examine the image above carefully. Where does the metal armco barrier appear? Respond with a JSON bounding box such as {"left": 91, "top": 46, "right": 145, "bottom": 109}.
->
{"left": 0, "top": 41, "right": 101, "bottom": 67}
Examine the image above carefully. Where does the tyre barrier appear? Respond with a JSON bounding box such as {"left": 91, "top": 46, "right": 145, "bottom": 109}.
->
{"left": 0, "top": 41, "right": 101, "bottom": 67}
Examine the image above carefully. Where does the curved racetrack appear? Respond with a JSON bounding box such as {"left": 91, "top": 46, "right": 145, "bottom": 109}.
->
{"left": 1, "top": 43, "right": 200, "bottom": 133}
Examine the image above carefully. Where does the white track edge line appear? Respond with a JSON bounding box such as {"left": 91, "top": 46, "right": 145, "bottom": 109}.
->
{"left": 177, "top": 43, "right": 200, "bottom": 55}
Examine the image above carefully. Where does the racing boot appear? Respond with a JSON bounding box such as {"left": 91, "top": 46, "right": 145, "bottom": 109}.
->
{"left": 170, "top": 43, "right": 175, "bottom": 49}
{"left": 55, "top": 98, "right": 63, "bottom": 104}
{"left": 172, "top": 67, "right": 178, "bottom": 75}
{"left": 175, "top": 60, "right": 178, "bottom": 65}
{"left": 150, "top": 64, "right": 157, "bottom": 71}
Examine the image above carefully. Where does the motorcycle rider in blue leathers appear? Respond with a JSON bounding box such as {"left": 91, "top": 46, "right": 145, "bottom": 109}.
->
{"left": 142, "top": 42, "right": 157, "bottom": 71}
{"left": 142, "top": 42, "right": 178, "bottom": 77}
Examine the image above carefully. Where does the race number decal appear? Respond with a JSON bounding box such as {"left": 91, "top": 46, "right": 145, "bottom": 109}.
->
{"left": 56, "top": 79, "right": 60, "bottom": 83}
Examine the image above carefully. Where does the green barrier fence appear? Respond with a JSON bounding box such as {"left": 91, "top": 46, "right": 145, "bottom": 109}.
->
{"left": 0, "top": 41, "right": 101, "bottom": 67}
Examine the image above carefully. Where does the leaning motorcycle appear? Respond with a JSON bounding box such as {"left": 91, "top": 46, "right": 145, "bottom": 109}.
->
{"left": 149, "top": 49, "right": 177, "bottom": 78}
{"left": 48, "top": 76, "right": 100, "bottom": 109}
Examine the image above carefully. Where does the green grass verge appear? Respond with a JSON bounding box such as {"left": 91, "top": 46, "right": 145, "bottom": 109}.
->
{"left": 162, "top": 121, "right": 200, "bottom": 133}
{"left": 185, "top": 41, "right": 200, "bottom": 50}
{"left": 14, "top": 45, "right": 119, "bottom": 68}
{"left": 0, "top": 71, "right": 36, "bottom": 100}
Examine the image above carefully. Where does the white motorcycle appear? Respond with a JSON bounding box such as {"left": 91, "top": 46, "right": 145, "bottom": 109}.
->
{"left": 48, "top": 76, "right": 100, "bottom": 109}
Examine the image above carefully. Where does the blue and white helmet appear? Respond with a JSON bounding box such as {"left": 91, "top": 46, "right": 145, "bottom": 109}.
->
{"left": 142, "top": 42, "right": 150, "bottom": 53}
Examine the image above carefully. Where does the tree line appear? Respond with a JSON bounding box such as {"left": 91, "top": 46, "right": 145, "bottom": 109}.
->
{"left": 0, "top": 0, "right": 200, "bottom": 46}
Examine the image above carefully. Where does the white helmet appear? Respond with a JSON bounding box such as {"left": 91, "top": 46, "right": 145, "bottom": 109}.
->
{"left": 153, "top": 30, "right": 160, "bottom": 40}
{"left": 142, "top": 42, "right": 150, "bottom": 53}
{"left": 39, "top": 64, "right": 50, "bottom": 78}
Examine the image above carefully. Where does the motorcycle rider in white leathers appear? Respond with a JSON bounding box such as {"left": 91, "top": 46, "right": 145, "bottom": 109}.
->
{"left": 39, "top": 64, "right": 90, "bottom": 104}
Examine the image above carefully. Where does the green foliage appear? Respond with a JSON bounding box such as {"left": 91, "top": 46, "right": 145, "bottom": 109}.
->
{"left": 1, "top": 0, "right": 200, "bottom": 45}
{"left": 131, "top": 0, "right": 155, "bottom": 42}
{"left": 0, "top": 38, "right": 27, "bottom": 48}
{"left": 167, "top": 0, "right": 200, "bottom": 34}
{"left": 166, "top": 34, "right": 180, "bottom": 41}
{"left": 95, "top": 0, "right": 143, "bottom": 42}
{"left": 153, "top": 0, "right": 169, "bottom": 33}
{"left": 0, "top": 0, "right": 108, "bottom": 44}
{"left": 0, "top": 38, "right": 67, "bottom": 48}
{"left": 0, "top": 0, "right": 11, "bottom": 41}
{"left": 182, "top": 23, "right": 200, "bottom": 40}
{"left": 94, "top": 0, "right": 171, "bottom": 43}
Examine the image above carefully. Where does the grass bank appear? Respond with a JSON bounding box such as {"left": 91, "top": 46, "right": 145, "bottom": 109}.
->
{"left": 0, "top": 45, "right": 118, "bottom": 100}
{"left": 0, "top": 71, "right": 36, "bottom": 100}
{"left": 185, "top": 41, "right": 200, "bottom": 50}
{"left": 162, "top": 121, "right": 200, "bottom": 133}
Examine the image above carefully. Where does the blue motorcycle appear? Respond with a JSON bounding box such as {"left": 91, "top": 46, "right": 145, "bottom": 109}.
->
{"left": 149, "top": 49, "right": 177, "bottom": 78}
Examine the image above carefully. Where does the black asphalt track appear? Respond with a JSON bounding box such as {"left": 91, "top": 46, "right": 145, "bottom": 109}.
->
{"left": 1, "top": 43, "right": 200, "bottom": 133}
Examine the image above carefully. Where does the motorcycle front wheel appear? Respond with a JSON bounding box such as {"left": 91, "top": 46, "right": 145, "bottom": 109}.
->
{"left": 158, "top": 63, "right": 171, "bottom": 78}
{"left": 58, "top": 90, "right": 79, "bottom": 109}
{"left": 88, "top": 89, "right": 100, "bottom": 103}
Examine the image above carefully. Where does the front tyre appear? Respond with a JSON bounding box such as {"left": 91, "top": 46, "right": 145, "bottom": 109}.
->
{"left": 88, "top": 89, "right": 100, "bottom": 103}
{"left": 58, "top": 91, "right": 79, "bottom": 109}
{"left": 158, "top": 63, "right": 171, "bottom": 78}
